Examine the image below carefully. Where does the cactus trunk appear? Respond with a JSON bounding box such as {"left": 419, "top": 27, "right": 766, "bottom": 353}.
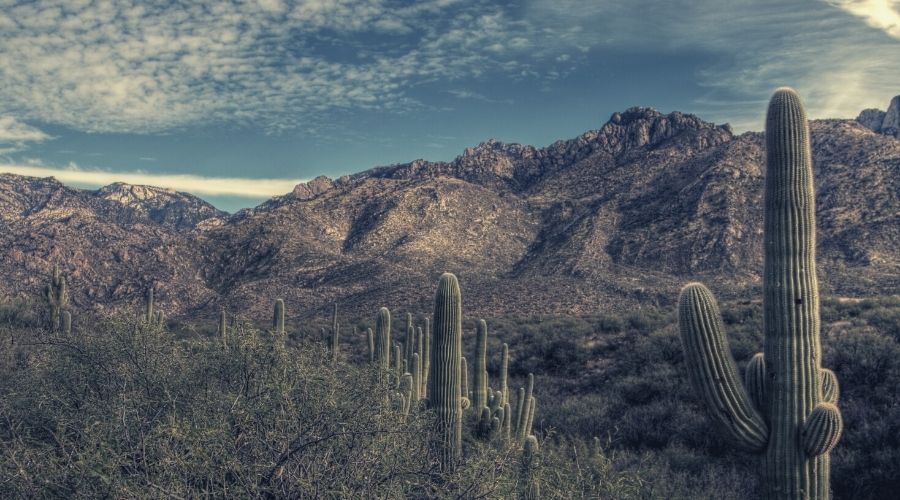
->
{"left": 427, "top": 273, "right": 463, "bottom": 471}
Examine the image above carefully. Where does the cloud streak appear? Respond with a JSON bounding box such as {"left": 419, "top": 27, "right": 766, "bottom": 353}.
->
{"left": 0, "top": 116, "right": 52, "bottom": 153}
{"left": 0, "top": 163, "right": 305, "bottom": 198}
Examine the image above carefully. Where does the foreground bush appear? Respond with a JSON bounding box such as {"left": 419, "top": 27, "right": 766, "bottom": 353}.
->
{"left": 0, "top": 312, "right": 642, "bottom": 498}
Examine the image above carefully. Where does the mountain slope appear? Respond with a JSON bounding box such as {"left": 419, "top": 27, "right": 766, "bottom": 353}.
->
{"left": 1, "top": 107, "right": 897, "bottom": 320}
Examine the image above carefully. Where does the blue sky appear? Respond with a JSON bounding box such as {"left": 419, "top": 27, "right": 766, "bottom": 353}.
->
{"left": 0, "top": 0, "right": 898, "bottom": 212}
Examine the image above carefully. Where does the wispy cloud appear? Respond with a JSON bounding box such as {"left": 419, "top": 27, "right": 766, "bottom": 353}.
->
{"left": 447, "top": 89, "right": 514, "bottom": 104}
{"left": 0, "top": 163, "right": 305, "bottom": 198}
{"left": 0, "top": 1, "right": 577, "bottom": 135}
{"left": 825, "top": 0, "right": 900, "bottom": 39}
{"left": 0, "top": 116, "right": 52, "bottom": 153}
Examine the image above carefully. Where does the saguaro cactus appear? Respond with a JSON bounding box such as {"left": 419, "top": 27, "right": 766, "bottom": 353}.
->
{"left": 273, "top": 299, "right": 285, "bottom": 336}
{"left": 678, "top": 88, "right": 842, "bottom": 499}
{"left": 45, "top": 265, "right": 68, "bottom": 331}
{"left": 61, "top": 310, "right": 72, "bottom": 335}
{"left": 427, "top": 273, "right": 464, "bottom": 471}
{"left": 145, "top": 287, "right": 155, "bottom": 324}
{"left": 521, "top": 435, "right": 541, "bottom": 499}
{"left": 219, "top": 310, "right": 228, "bottom": 346}
{"left": 473, "top": 319, "right": 489, "bottom": 411}
{"left": 375, "top": 308, "right": 392, "bottom": 371}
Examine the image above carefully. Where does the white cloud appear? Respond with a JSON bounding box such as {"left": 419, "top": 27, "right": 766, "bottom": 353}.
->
{"left": 523, "top": 0, "right": 900, "bottom": 131}
{"left": 0, "top": 116, "right": 52, "bottom": 153}
{"left": 825, "top": 0, "right": 900, "bottom": 39}
{"left": 0, "top": 0, "right": 574, "bottom": 135}
{"left": 0, "top": 163, "right": 305, "bottom": 198}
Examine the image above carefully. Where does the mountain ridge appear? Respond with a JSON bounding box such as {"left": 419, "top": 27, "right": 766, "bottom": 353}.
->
{"left": 1, "top": 103, "right": 897, "bottom": 321}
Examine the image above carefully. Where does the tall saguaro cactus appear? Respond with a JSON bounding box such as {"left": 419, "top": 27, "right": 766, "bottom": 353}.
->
{"left": 428, "top": 273, "right": 463, "bottom": 471}
{"left": 678, "top": 88, "right": 842, "bottom": 499}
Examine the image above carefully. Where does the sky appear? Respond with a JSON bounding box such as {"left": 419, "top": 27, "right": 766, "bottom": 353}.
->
{"left": 0, "top": 0, "right": 898, "bottom": 213}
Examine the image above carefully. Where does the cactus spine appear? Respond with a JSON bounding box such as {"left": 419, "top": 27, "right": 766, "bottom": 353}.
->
{"left": 427, "top": 273, "right": 463, "bottom": 471}
{"left": 474, "top": 319, "right": 489, "bottom": 412}
{"left": 678, "top": 88, "right": 842, "bottom": 499}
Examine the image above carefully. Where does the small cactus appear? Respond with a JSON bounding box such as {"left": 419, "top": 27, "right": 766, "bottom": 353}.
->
{"left": 45, "top": 265, "right": 69, "bottom": 331}
{"left": 367, "top": 328, "right": 375, "bottom": 364}
{"left": 145, "top": 287, "right": 155, "bottom": 324}
{"left": 218, "top": 310, "right": 228, "bottom": 346}
{"left": 521, "top": 435, "right": 541, "bottom": 499}
{"left": 62, "top": 310, "right": 72, "bottom": 335}
{"left": 375, "top": 308, "right": 391, "bottom": 371}
{"left": 473, "top": 319, "right": 489, "bottom": 411}
{"left": 500, "top": 343, "right": 509, "bottom": 406}
{"left": 273, "top": 299, "right": 285, "bottom": 336}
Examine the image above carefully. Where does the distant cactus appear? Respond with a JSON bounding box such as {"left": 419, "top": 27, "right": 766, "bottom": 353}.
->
{"left": 45, "top": 265, "right": 68, "bottom": 331}
{"left": 503, "top": 402, "right": 513, "bottom": 442}
{"left": 218, "top": 310, "right": 228, "bottom": 346}
{"left": 473, "top": 319, "right": 489, "bottom": 411}
{"left": 500, "top": 343, "right": 509, "bottom": 406}
{"left": 461, "top": 356, "right": 469, "bottom": 411}
{"left": 374, "top": 308, "right": 391, "bottom": 371}
{"left": 145, "top": 287, "right": 155, "bottom": 324}
{"left": 155, "top": 310, "right": 164, "bottom": 326}
{"left": 411, "top": 353, "right": 421, "bottom": 402}
{"left": 367, "top": 328, "right": 375, "bottom": 364}
{"left": 422, "top": 317, "right": 431, "bottom": 397}
{"left": 427, "top": 273, "right": 464, "bottom": 471}
{"left": 273, "top": 299, "right": 285, "bottom": 336}
{"left": 677, "top": 88, "right": 842, "bottom": 499}
{"left": 521, "top": 435, "right": 541, "bottom": 499}
{"left": 516, "top": 374, "right": 535, "bottom": 443}
{"left": 62, "top": 310, "right": 72, "bottom": 335}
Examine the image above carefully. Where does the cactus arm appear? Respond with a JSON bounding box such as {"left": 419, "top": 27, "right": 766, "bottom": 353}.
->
{"left": 821, "top": 369, "right": 839, "bottom": 404}
{"left": 745, "top": 352, "right": 767, "bottom": 412}
{"left": 678, "top": 283, "right": 769, "bottom": 452}
{"left": 801, "top": 403, "right": 843, "bottom": 457}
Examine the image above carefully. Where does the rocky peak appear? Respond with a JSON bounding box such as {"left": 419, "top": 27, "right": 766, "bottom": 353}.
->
{"left": 856, "top": 95, "right": 900, "bottom": 137}
{"left": 291, "top": 175, "right": 334, "bottom": 200}
{"left": 94, "top": 182, "right": 225, "bottom": 229}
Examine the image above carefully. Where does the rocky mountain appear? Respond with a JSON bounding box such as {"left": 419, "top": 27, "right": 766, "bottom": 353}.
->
{"left": 1, "top": 106, "right": 898, "bottom": 322}
{"left": 857, "top": 95, "right": 900, "bottom": 138}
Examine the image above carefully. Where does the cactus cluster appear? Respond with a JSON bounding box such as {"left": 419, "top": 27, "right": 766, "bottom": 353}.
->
{"left": 677, "top": 88, "right": 842, "bottom": 499}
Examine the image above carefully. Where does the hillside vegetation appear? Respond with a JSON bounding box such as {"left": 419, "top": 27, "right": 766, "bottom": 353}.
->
{"left": 1, "top": 293, "right": 896, "bottom": 498}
